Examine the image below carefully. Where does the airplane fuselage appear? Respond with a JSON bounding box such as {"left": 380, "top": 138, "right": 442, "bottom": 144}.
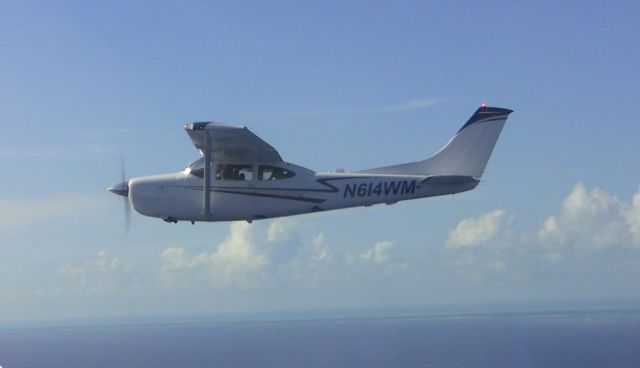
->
{"left": 108, "top": 106, "right": 512, "bottom": 224}
{"left": 128, "top": 161, "right": 478, "bottom": 223}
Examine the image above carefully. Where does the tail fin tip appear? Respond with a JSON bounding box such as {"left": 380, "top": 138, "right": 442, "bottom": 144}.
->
{"left": 458, "top": 106, "right": 513, "bottom": 133}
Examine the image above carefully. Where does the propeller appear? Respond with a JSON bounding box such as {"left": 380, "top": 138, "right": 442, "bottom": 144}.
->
{"left": 107, "top": 157, "right": 131, "bottom": 234}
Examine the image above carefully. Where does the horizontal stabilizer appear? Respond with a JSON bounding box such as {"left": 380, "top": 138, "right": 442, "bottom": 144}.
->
{"left": 422, "top": 175, "right": 479, "bottom": 185}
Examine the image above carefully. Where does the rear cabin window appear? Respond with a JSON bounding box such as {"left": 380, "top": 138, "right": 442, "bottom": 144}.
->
{"left": 216, "top": 164, "right": 253, "bottom": 181}
{"left": 259, "top": 166, "right": 296, "bottom": 180}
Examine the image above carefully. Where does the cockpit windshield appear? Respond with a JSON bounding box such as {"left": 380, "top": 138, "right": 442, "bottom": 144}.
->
{"left": 188, "top": 158, "right": 204, "bottom": 170}
{"left": 186, "top": 158, "right": 205, "bottom": 178}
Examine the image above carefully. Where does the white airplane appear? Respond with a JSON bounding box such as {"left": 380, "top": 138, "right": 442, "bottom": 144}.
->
{"left": 108, "top": 105, "right": 513, "bottom": 224}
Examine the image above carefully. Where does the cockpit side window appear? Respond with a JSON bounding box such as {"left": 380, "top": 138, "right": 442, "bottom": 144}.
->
{"left": 259, "top": 165, "right": 296, "bottom": 180}
{"left": 216, "top": 164, "right": 253, "bottom": 181}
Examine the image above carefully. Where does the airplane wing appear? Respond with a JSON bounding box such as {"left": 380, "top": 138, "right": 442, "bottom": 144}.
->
{"left": 184, "top": 122, "right": 283, "bottom": 162}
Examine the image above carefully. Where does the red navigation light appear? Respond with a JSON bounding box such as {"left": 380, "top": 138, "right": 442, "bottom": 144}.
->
{"left": 481, "top": 102, "right": 487, "bottom": 108}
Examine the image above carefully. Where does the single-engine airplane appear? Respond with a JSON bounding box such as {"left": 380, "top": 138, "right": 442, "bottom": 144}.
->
{"left": 108, "top": 105, "right": 512, "bottom": 224}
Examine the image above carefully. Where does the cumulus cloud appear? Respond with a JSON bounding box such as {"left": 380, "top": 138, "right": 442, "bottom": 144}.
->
{"left": 159, "top": 219, "right": 316, "bottom": 289}
{"left": 58, "top": 250, "right": 128, "bottom": 292}
{"left": 442, "top": 183, "right": 640, "bottom": 283}
{"left": 445, "top": 210, "right": 509, "bottom": 249}
{"left": 154, "top": 183, "right": 640, "bottom": 294}
{"left": 266, "top": 218, "right": 303, "bottom": 264}
{"left": 266, "top": 218, "right": 296, "bottom": 242}
{"left": 626, "top": 189, "right": 640, "bottom": 243}
{"left": 360, "top": 240, "right": 396, "bottom": 263}
{"left": 538, "top": 183, "right": 640, "bottom": 249}
{"left": 59, "top": 250, "right": 120, "bottom": 275}
{"left": 214, "top": 222, "right": 270, "bottom": 272}
{"left": 446, "top": 183, "right": 640, "bottom": 252}
{"left": 160, "top": 222, "right": 269, "bottom": 289}
{"left": 310, "top": 233, "right": 330, "bottom": 263}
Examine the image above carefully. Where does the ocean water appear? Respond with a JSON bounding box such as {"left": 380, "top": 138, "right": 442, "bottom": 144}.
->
{"left": 1, "top": 310, "right": 639, "bottom": 368}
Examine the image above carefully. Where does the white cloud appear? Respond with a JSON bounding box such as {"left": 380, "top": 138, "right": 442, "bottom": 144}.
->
{"left": 265, "top": 218, "right": 303, "bottom": 264}
{"left": 159, "top": 219, "right": 416, "bottom": 291}
{"left": 360, "top": 240, "right": 396, "bottom": 263}
{"left": 59, "top": 250, "right": 120, "bottom": 275}
{"left": 154, "top": 183, "right": 640, "bottom": 295}
{"left": 310, "top": 233, "right": 330, "bottom": 263}
{"left": 538, "top": 183, "right": 640, "bottom": 249}
{"left": 159, "top": 247, "right": 191, "bottom": 272}
{"left": 442, "top": 183, "right": 640, "bottom": 283}
{"left": 159, "top": 219, "right": 341, "bottom": 290}
{"left": 623, "top": 187, "right": 640, "bottom": 244}
{"left": 447, "top": 184, "right": 640, "bottom": 252}
{"left": 58, "top": 250, "right": 128, "bottom": 293}
{"left": 445, "top": 210, "right": 509, "bottom": 249}
{"left": 160, "top": 222, "right": 269, "bottom": 289}
{"left": 214, "top": 222, "right": 270, "bottom": 271}
{"left": 266, "top": 218, "right": 296, "bottom": 243}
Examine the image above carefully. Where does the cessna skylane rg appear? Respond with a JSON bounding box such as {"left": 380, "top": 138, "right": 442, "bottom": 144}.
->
{"left": 108, "top": 105, "right": 513, "bottom": 224}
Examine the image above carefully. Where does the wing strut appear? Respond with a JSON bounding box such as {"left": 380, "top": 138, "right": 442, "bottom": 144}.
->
{"left": 203, "top": 130, "right": 211, "bottom": 218}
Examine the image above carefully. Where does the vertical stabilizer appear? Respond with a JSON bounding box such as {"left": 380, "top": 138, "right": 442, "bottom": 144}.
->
{"left": 357, "top": 106, "right": 513, "bottom": 178}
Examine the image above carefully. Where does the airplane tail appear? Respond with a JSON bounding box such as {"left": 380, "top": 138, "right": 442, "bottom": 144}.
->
{"left": 357, "top": 106, "right": 513, "bottom": 178}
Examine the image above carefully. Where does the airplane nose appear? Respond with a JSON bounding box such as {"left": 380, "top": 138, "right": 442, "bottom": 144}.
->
{"left": 107, "top": 181, "right": 129, "bottom": 197}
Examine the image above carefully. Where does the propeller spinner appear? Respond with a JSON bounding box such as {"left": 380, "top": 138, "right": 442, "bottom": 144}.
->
{"left": 107, "top": 158, "right": 131, "bottom": 233}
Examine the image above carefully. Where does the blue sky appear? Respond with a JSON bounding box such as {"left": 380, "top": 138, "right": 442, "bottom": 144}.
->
{"left": 1, "top": 1, "right": 639, "bottom": 322}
